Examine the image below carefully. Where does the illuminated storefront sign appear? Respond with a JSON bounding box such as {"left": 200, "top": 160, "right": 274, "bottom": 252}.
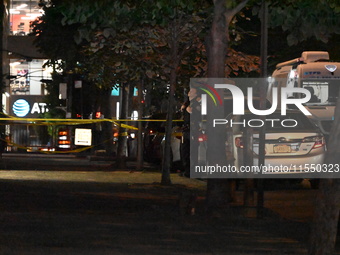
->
{"left": 12, "top": 99, "right": 30, "bottom": 117}
{"left": 75, "top": 128, "right": 92, "bottom": 146}
{"left": 11, "top": 96, "right": 49, "bottom": 117}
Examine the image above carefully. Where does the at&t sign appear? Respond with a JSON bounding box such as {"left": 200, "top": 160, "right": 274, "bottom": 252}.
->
{"left": 12, "top": 99, "right": 49, "bottom": 117}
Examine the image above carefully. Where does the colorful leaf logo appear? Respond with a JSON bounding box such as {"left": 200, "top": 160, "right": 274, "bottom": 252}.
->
{"left": 196, "top": 82, "right": 223, "bottom": 106}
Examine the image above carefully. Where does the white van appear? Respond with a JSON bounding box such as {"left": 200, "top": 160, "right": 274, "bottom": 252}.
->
{"left": 267, "top": 51, "right": 340, "bottom": 136}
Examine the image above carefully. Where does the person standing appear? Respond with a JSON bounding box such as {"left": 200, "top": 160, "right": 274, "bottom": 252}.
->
{"left": 180, "top": 88, "right": 201, "bottom": 177}
{"left": 180, "top": 100, "right": 190, "bottom": 177}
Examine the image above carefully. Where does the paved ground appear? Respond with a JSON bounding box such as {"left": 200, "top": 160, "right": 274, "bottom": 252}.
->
{"left": 0, "top": 155, "right": 338, "bottom": 254}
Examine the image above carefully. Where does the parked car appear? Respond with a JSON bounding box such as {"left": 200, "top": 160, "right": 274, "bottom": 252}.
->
{"left": 143, "top": 113, "right": 167, "bottom": 162}
{"left": 161, "top": 126, "right": 183, "bottom": 169}
{"left": 143, "top": 113, "right": 183, "bottom": 171}
{"left": 197, "top": 95, "right": 272, "bottom": 165}
{"left": 228, "top": 110, "right": 326, "bottom": 179}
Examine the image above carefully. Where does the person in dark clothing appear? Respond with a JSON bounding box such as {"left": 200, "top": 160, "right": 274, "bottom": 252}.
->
{"left": 180, "top": 100, "right": 191, "bottom": 176}
{"left": 180, "top": 88, "right": 202, "bottom": 177}
{"left": 0, "top": 132, "right": 7, "bottom": 159}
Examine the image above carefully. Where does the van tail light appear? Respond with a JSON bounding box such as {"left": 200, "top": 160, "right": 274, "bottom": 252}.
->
{"left": 198, "top": 133, "right": 207, "bottom": 142}
{"left": 302, "top": 136, "right": 325, "bottom": 149}
{"left": 235, "top": 137, "right": 243, "bottom": 149}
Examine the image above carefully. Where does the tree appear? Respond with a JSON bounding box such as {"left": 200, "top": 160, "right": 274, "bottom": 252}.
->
{"left": 0, "top": 0, "right": 7, "bottom": 158}
{"left": 204, "top": 0, "right": 249, "bottom": 212}
{"left": 141, "top": 1, "right": 259, "bottom": 185}
{"left": 33, "top": 0, "right": 151, "bottom": 163}
{"left": 307, "top": 48, "right": 340, "bottom": 255}
{"left": 33, "top": 0, "right": 260, "bottom": 179}
{"left": 268, "top": 0, "right": 340, "bottom": 46}
{"left": 264, "top": 1, "right": 340, "bottom": 253}
{"left": 139, "top": 1, "right": 209, "bottom": 185}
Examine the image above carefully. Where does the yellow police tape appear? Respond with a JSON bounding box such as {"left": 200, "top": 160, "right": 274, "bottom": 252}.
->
{"left": 2, "top": 137, "right": 112, "bottom": 154}
{"left": 0, "top": 115, "right": 183, "bottom": 154}
{"left": 0, "top": 117, "right": 183, "bottom": 129}
{"left": 0, "top": 117, "right": 139, "bottom": 130}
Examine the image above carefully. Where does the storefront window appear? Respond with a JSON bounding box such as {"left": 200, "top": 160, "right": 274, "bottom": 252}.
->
{"left": 10, "top": 59, "right": 52, "bottom": 95}
{"left": 9, "top": 0, "right": 41, "bottom": 36}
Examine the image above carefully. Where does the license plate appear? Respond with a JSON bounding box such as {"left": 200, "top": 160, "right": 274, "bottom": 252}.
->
{"left": 273, "top": 144, "right": 292, "bottom": 153}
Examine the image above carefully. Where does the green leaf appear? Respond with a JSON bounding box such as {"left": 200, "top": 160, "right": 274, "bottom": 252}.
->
{"left": 103, "top": 28, "right": 115, "bottom": 38}
{"left": 287, "top": 34, "right": 298, "bottom": 46}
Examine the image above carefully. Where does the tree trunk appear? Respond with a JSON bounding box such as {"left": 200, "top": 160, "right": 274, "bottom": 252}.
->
{"left": 115, "top": 83, "right": 129, "bottom": 169}
{"left": 101, "top": 88, "right": 113, "bottom": 156}
{"left": 243, "top": 127, "right": 254, "bottom": 207}
{"left": 205, "top": 0, "right": 230, "bottom": 213}
{"left": 206, "top": 0, "right": 227, "bottom": 78}
{"left": 0, "top": 0, "right": 4, "bottom": 110}
{"left": 161, "top": 67, "right": 175, "bottom": 185}
{"left": 205, "top": 0, "right": 249, "bottom": 213}
{"left": 257, "top": 0, "right": 268, "bottom": 219}
{"left": 161, "top": 18, "right": 180, "bottom": 185}
{"left": 309, "top": 179, "right": 340, "bottom": 255}
{"left": 309, "top": 96, "right": 340, "bottom": 255}
{"left": 136, "top": 80, "right": 144, "bottom": 171}
{"left": 0, "top": 0, "right": 7, "bottom": 159}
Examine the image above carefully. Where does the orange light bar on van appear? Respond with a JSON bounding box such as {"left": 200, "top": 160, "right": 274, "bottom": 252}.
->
{"left": 58, "top": 140, "right": 71, "bottom": 145}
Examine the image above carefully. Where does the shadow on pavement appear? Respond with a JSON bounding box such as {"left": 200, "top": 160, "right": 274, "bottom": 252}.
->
{"left": 0, "top": 177, "right": 321, "bottom": 255}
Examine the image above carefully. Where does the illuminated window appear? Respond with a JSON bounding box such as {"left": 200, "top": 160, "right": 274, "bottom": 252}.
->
{"left": 9, "top": 59, "right": 52, "bottom": 95}
{"left": 111, "top": 87, "right": 120, "bottom": 96}
{"left": 111, "top": 87, "right": 138, "bottom": 96}
{"left": 10, "top": 0, "right": 42, "bottom": 36}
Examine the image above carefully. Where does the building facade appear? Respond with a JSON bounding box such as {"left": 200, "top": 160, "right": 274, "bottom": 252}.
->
{"left": 2, "top": 1, "right": 135, "bottom": 153}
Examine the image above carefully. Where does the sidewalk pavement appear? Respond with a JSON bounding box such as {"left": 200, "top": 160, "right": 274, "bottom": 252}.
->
{"left": 0, "top": 169, "right": 337, "bottom": 255}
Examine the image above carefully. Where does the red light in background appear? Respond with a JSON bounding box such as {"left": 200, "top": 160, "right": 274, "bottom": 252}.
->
{"left": 95, "top": 112, "right": 101, "bottom": 118}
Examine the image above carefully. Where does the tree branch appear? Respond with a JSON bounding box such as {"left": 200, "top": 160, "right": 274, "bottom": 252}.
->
{"left": 225, "top": 0, "right": 249, "bottom": 25}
